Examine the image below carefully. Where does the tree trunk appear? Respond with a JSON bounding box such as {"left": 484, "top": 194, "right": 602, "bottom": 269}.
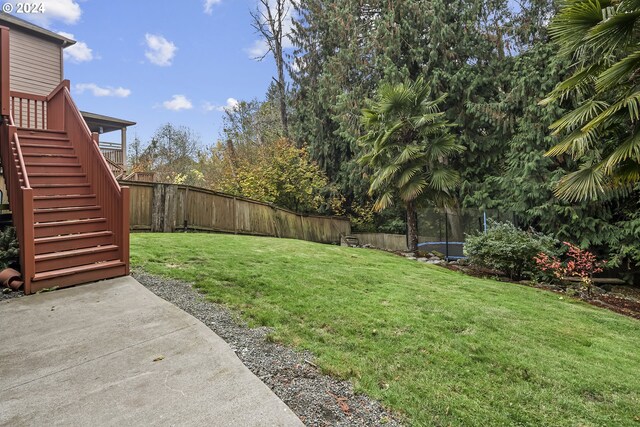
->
{"left": 276, "top": 51, "right": 289, "bottom": 137}
{"left": 406, "top": 200, "right": 418, "bottom": 252}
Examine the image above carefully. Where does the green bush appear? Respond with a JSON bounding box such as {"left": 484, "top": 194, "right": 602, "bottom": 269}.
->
{"left": 0, "top": 227, "right": 20, "bottom": 270}
{"left": 464, "top": 221, "right": 559, "bottom": 280}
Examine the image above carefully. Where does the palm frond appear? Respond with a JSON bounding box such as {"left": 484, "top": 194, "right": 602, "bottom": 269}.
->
{"left": 595, "top": 50, "right": 640, "bottom": 92}
{"left": 580, "top": 90, "right": 640, "bottom": 131}
{"left": 554, "top": 162, "right": 607, "bottom": 201}
{"left": 395, "top": 145, "right": 425, "bottom": 164}
{"left": 426, "top": 134, "right": 465, "bottom": 160}
{"left": 549, "top": 0, "right": 610, "bottom": 56}
{"left": 604, "top": 131, "right": 640, "bottom": 171}
{"left": 373, "top": 192, "right": 394, "bottom": 211}
{"left": 428, "top": 167, "right": 460, "bottom": 193}
{"left": 539, "top": 63, "right": 601, "bottom": 105}
{"left": 397, "top": 165, "right": 425, "bottom": 187}
{"left": 398, "top": 178, "right": 428, "bottom": 202}
{"left": 549, "top": 99, "right": 609, "bottom": 133}
{"left": 586, "top": 8, "right": 640, "bottom": 53}
{"left": 371, "top": 163, "right": 402, "bottom": 190}
{"left": 546, "top": 127, "right": 600, "bottom": 157}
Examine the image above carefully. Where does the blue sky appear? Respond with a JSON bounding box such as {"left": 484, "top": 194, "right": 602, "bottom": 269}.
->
{"left": 8, "top": 0, "right": 287, "bottom": 147}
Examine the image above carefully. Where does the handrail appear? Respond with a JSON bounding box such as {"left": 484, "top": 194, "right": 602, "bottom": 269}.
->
{"left": 11, "top": 91, "right": 47, "bottom": 101}
{"left": 13, "top": 131, "right": 31, "bottom": 189}
{"left": 62, "top": 88, "right": 121, "bottom": 193}
{"left": 46, "top": 79, "right": 70, "bottom": 102}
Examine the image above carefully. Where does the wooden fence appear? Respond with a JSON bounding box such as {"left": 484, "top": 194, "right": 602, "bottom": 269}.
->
{"left": 352, "top": 233, "right": 409, "bottom": 251}
{"left": 122, "top": 181, "right": 351, "bottom": 244}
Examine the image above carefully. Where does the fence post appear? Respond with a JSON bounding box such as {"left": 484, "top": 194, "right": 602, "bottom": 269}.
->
{"left": 444, "top": 211, "right": 449, "bottom": 261}
{"left": 233, "top": 197, "right": 237, "bottom": 234}
{"left": 163, "top": 184, "right": 177, "bottom": 232}
{"left": 151, "top": 184, "right": 164, "bottom": 232}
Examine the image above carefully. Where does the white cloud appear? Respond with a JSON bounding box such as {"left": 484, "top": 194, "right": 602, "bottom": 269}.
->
{"left": 75, "top": 83, "right": 131, "bottom": 98}
{"left": 246, "top": 0, "right": 294, "bottom": 59}
{"left": 203, "top": 0, "right": 222, "bottom": 14}
{"left": 144, "top": 34, "right": 177, "bottom": 67}
{"left": 57, "top": 31, "right": 93, "bottom": 63}
{"left": 163, "top": 95, "right": 193, "bottom": 111}
{"left": 203, "top": 98, "right": 239, "bottom": 113}
{"left": 246, "top": 39, "right": 270, "bottom": 59}
{"left": 8, "top": 0, "right": 82, "bottom": 26}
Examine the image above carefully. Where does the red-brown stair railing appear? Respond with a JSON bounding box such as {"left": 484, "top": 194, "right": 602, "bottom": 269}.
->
{"left": 47, "top": 81, "right": 130, "bottom": 275}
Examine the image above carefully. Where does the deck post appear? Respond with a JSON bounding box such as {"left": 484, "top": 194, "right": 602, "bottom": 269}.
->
{"left": 0, "top": 27, "right": 10, "bottom": 117}
{"left": 121, "top": 186, "right": 130, "bottom": 275}
{"left": 121, "top": 127, "right": 127, "bottom": 173}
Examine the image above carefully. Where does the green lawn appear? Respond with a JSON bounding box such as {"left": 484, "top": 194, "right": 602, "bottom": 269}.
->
{"left": 131, "top": 233, "right": 640, "bottom": 426}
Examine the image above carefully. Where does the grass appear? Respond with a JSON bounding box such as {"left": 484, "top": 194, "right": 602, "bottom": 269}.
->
{"left": 131, "top": 233, "right": 640, "bottom": 426}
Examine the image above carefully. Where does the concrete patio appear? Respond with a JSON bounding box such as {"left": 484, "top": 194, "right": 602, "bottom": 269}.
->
{"left": 0, "top": 276, "right": 303, "bottom": 426}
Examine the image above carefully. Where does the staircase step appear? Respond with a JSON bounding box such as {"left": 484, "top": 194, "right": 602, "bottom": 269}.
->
{"left": 34, "top": 218, "right": 108, "bottom": 238}
{"left": 23, "top": 153, "right": 79, "bottom": 164}
{"left": 20, "top": 143, "right": 75, "bottom": 155}
{"left": 35, "top": 245, "right": 120, "bottom": 272}
{"left": 29, "top": 172, "right": 88, "bottom": 185}
{"left": 32, "top": 183, "right": 91, "bottom": 196}
{"left": 35, "top": 230, "right": 113, "bottom": 254}
{"left": 31, "top": 260, "right": 126, "bottom": 292}
{"left": 35, "top": 206, "right": 102, "bottom": 223}
{"left": 25, "top": 163, "right": 82, "bottom": 173}
{"left": 17, "top": 130, "right": 68, "bottom": 140}
{"left": 18, "top": 128, "right": 66, "bottom": 134}
{"left": 34, "top": 194, "right": 97, "bottom": 209}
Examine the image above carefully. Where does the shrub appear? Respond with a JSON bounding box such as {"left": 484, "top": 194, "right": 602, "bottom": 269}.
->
{"left": 0, "top": 226, "right": 19, "bottom": 270}
{"left": 464, "top": 221, "right": 558, "bottom": 280}
{"left": 535, "top": 242, "right": 606, "bottom": 296}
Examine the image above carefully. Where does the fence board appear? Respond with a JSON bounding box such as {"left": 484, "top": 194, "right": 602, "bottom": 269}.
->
{"left": 128, "top": 182, "right": 153, "bottom": 230}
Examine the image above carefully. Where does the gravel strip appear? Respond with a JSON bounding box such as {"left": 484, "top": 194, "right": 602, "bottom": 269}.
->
{"left": 1, "top": 288, "right": 24, "bottom": 301}
{"left": 133, "top": 270, "right": 402, "bottom": 427}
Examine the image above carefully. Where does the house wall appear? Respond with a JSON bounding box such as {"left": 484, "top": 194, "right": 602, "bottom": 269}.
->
{"left": 9, "top": 28, "right": 61, "bottom": 96}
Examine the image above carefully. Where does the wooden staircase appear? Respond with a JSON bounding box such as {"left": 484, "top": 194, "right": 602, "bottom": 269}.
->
{"left": 0, "top": 27, "right": 129, "bottom": 294}
{"left": 19, "top": 128, "right": 127, "bottom": 290}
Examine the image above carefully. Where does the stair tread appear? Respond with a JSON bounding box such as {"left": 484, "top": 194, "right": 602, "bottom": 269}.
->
{"left": 33, "top": 260, "right": 124, "bottom": 281}
{"left": 21, "top": 143, "right": 73, "bottom": 149}
{"left": 35, "top": 230, "right": 113, "bottom": 244}
{"left": 32, "top": 183, "right": 90, "bottom": 188}
{"left": 18, "top": 128, "right": 66, "bottom": 133}
{"left": 23, "top": 153, "right": 77, "bottom": 158}
{"left": 35, "top": 206, "right": 101, "bottom": 214}
{"left": 35, "top": 244, "right": 118, "bottom": 261}
{"left": 29, "top": 172, "right": 86, "bottom": 177}
{"left": 35, "top": 194, "right": 96, "bottom": 200}
{"left": 34, "top": 217, "right": 105, "bottom": 228}
{"left": 18, "top": 133, "right": 68, "bottom": 139}
{"left": 25, "top": 162, "right": 81, "bottom": 167}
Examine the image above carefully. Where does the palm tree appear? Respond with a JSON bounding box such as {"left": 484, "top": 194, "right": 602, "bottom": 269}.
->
{"left": 358, "top": 78, "right": 464, "bottom": 252}
{"left": 541, "top": 0, "right": 640, "bottom": 201}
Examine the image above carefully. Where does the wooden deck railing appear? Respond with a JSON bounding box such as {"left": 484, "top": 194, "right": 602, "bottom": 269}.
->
{"left": 48, "top": 83, "right": 130, "bottom": 274}
{"left": 9, "top": 91, "right": 47, "bottom": 129}
{"left": 101, "top": 147, "right": 124, "bottom": 167}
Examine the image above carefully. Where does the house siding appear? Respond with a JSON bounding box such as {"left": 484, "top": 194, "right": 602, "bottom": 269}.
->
{"left": 9, "top": 28, "right": 61, "bottom": 96}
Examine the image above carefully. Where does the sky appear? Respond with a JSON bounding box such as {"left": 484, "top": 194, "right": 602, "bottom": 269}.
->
{"left": 5, "top": 0, "right": 287, "bottom": 147}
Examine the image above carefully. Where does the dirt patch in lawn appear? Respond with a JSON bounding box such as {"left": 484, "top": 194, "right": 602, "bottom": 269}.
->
{"left": 133, "top": 269, "right": 403, "bottom": 427}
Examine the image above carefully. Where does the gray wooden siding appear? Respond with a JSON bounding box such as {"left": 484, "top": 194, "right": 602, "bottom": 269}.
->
{"left": 9, "top": 29, "right": 61, "bottom": 95}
